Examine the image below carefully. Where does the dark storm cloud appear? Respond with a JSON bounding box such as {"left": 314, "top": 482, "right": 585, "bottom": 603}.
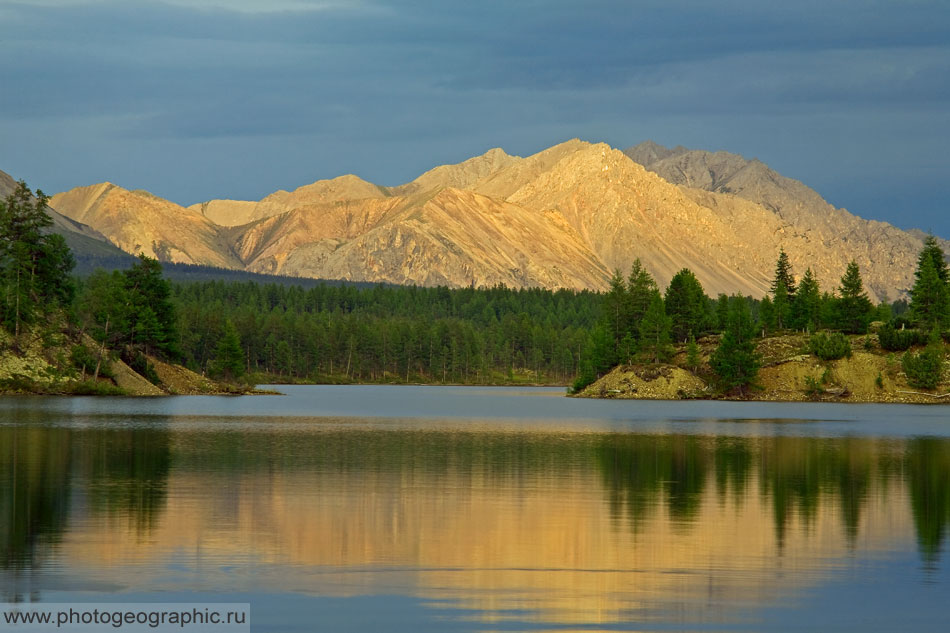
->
{"left": 1, "top": 0, "right": 948, "bottom": 233}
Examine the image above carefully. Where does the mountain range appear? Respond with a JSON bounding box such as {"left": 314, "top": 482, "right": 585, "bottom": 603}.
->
{"left": 6, "top": 140, "right": 946, "bottom": 301}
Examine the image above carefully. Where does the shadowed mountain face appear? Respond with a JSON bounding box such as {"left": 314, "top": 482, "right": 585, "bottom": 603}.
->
{"left": 44, "top": 141, "right": 946, "bottom": 299}
{"left": 625, "top": 141, "right": 949, "bottom": 301}
{"left": 0, "top": 169, "right": 133, "bottom": 269}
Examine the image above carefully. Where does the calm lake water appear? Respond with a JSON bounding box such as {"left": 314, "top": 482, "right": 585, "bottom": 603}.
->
{"left": 2, "top": 386, "right": 949, "bottom": 632}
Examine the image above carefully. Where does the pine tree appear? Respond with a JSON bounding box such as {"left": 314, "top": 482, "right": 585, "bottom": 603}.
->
{"left": 664, "top": 268, "right": 708, "bottom": 342}
{"left": 639, "top": 290, "right": 673, "bottom": 363}
{"left": 710, "top": 296, "right": 761, "bottom": 394}
{"left": 123, "top": 254, "right": 178, "bottom": 358}
{"left": 133, "top": 305, "right": 164, "bottom": 358}
{"left": 0, "top": 181, "right": 74, "bottom": 340}
{"left": 836, "top": 261, "right": 874, "bottom": 334}
{"left": 909, "top": 238, "right": 950, "bottom": 330}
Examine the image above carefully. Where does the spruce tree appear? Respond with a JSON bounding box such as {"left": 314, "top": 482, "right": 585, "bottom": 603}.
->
{"left": 771, "top": 249, "right": 797, "bottom": 299}
{"left": 627, "top": 258, "right": 658, "bottom": 332}
{"left": 835, "top": 261, "right": 874, "bottom": 334}
{"left": 769, "top": 249, "right": 796, "bottom": 329}
{"left": 792, "top": 268, "right": 822, "bottom": 332}
{"left": 920, "top": 235, "right": 950, "bottom": 283}
{"left": 909, "top": 238, "right": 950, "bottom": 330}
{"left": 710, "top": 296, "right": 760, "bottom": 394}
{"left": 639, "top": 290, "right": 673, "bottom": 363}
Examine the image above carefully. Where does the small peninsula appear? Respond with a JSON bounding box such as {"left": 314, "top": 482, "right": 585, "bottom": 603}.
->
{"left": 574, "top": 331, "right": 950, "bottom": 405}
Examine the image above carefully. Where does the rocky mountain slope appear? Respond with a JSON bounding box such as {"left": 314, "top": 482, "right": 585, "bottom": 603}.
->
{"left": 46, "top": 141, "right": 946, "bottom": 299}
{"left": 49, "top": 183, "right": 241, "bottom": 268}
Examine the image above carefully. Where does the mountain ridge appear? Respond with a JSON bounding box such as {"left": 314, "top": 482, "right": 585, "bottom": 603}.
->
{"left": 42, "top": 142, "right": 947, "bottom": 300}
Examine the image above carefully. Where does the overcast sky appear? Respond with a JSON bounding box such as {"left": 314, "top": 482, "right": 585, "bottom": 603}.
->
{"left": 2, "top": 0, "right": 948, "bottom": 235}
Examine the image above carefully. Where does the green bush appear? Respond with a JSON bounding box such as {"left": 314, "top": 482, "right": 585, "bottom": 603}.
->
{"left": 570, "top": 363, "right": 597, "bottom": 394}
{"left": 803, "top": 375, "right": 825, "bottom": 398}
{"left": 65, "top": 380, "right": 127, "bottom": 396}
{"left": 878, "top": 322, "right": 927, "bottom": 351}
{"left": 810, "top": 332, "right": 852, "bottom": 360}
{"left": 902, "top": 345, "right": 945, "bottom": 390}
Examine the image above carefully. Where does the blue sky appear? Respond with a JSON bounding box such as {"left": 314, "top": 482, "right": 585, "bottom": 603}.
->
{"left": 2, "top": 0, "right": 948, "bottom": 235}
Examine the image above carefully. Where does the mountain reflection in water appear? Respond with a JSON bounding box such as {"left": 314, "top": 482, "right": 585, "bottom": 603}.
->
{"left": 1, "top": 408, "right": 949, "bottom": 630}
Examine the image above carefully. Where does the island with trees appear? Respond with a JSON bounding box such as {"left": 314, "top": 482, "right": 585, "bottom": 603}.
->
{"left": 572, "top": 243, "right": 950, "bottom": 403}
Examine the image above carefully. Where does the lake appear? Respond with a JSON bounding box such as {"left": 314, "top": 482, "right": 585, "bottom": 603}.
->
{"left": 1, "top": 386, "right": 949, "bottom": 632}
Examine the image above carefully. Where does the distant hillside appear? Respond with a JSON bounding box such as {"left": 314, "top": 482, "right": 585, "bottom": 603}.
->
{"left": 158, "top": 262, "right": 379, "bottom": 288}
{"left": 46, "top": 141, "right": 947, "bottom": 300}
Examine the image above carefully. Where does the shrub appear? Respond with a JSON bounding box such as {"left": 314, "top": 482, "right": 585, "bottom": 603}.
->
{"left": 65, "top": 380, "right": 127, "bottom": 396}
{"left": 803, "top": 375, "right": 825, "bottom": 398}
{"left": 878, "top": 322, "right": 927, "bottom": 352}
{"left": 810, "top": 332, "right": 852, "bottom": 360}
{"left": 902, "top": 345, "right": 945, "bottom": 390}
{"left": 570, "top": 362, "right": 597, "bottom": 394}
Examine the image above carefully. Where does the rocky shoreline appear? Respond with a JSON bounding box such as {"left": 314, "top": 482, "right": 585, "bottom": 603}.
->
{"left": 0, "top": 331, "right": 262, "bottom": 396}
